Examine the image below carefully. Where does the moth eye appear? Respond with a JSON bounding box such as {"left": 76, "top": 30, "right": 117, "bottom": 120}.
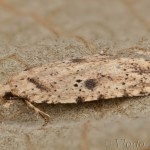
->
{"left": 3, "top": 92, "right": 17, "bottom": 100}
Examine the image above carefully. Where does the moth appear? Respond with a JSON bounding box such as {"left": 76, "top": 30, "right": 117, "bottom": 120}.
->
{"left": 0, "top": 54, "right": 150, "bottom": 126}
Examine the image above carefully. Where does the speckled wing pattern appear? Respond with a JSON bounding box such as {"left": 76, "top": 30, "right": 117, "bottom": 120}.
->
{"left": 4, "top": 54, "right": 150, "bottom": 104}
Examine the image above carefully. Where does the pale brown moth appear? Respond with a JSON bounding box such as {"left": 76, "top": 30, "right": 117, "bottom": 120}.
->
{"left": 0, "top": 54, "right": 150, "bottom": 126}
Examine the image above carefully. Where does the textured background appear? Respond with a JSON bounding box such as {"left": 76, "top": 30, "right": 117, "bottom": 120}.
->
{"left": 0, "top": 0, "right": 150, "bottom": 150}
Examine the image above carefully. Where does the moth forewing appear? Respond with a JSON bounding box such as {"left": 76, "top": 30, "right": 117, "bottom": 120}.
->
{"left": 0, "top": 54, "right": 150, "bottom": 126}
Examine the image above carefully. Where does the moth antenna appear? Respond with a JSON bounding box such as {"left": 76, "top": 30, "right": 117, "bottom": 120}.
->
{"left": 24, "top": 100, "right": 50, "bottom": 126}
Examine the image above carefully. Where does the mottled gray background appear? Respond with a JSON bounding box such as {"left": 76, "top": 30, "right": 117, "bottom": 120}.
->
{"left": 0, "top": 0, "right": 150, "bottom": 150}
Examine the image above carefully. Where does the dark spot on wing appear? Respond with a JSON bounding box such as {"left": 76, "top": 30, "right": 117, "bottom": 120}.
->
{"left": 123, "top": 90, "right": 129, "bottom": 97}
{"left": 130, "top": 63, "right": 150, "bottom": 75}
{"left": 76, "top": 79, "right": 82, "bottom": 83}
{"left": 74, "top": 84, "right": 78, "bottom": 87}
{"left": 84, "top": 79, "right": 97, "bottom": 90}
{"left": 42, "top": 100, "right": 49, "bottom": 103}
{"left": 139, "top": 91, "right": 145, "bottom": 95}
{"left": 76, "top": 96, "right": 85, "bottom": 103}
{"left": 20, "top": 78, "right": 25, "bottom": 80}
{"left": 71, "top": 58, "right": 86, "bottom": 63}
{"left": 27, "top": 77, "right": 49, "bottom": 92}
{"left": 98, "top": 94, "right": 104, "bottom": 99}
{"left": 101, "top": 75, "right": 105, "bottom": 77}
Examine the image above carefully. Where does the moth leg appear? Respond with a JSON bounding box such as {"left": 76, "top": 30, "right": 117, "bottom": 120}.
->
{"left": 24, "top": 100, "right": 50, "bottom": 126}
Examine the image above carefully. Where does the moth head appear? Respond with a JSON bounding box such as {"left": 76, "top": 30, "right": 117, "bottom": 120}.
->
{"left": 0, "top": 84, "right": 15, "bottom": 100}
{"left": 3, "top": 92, "right": 16, "bottom": 100}
{"left": 0, "top": 84, "right": 9, "bottom": 95}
